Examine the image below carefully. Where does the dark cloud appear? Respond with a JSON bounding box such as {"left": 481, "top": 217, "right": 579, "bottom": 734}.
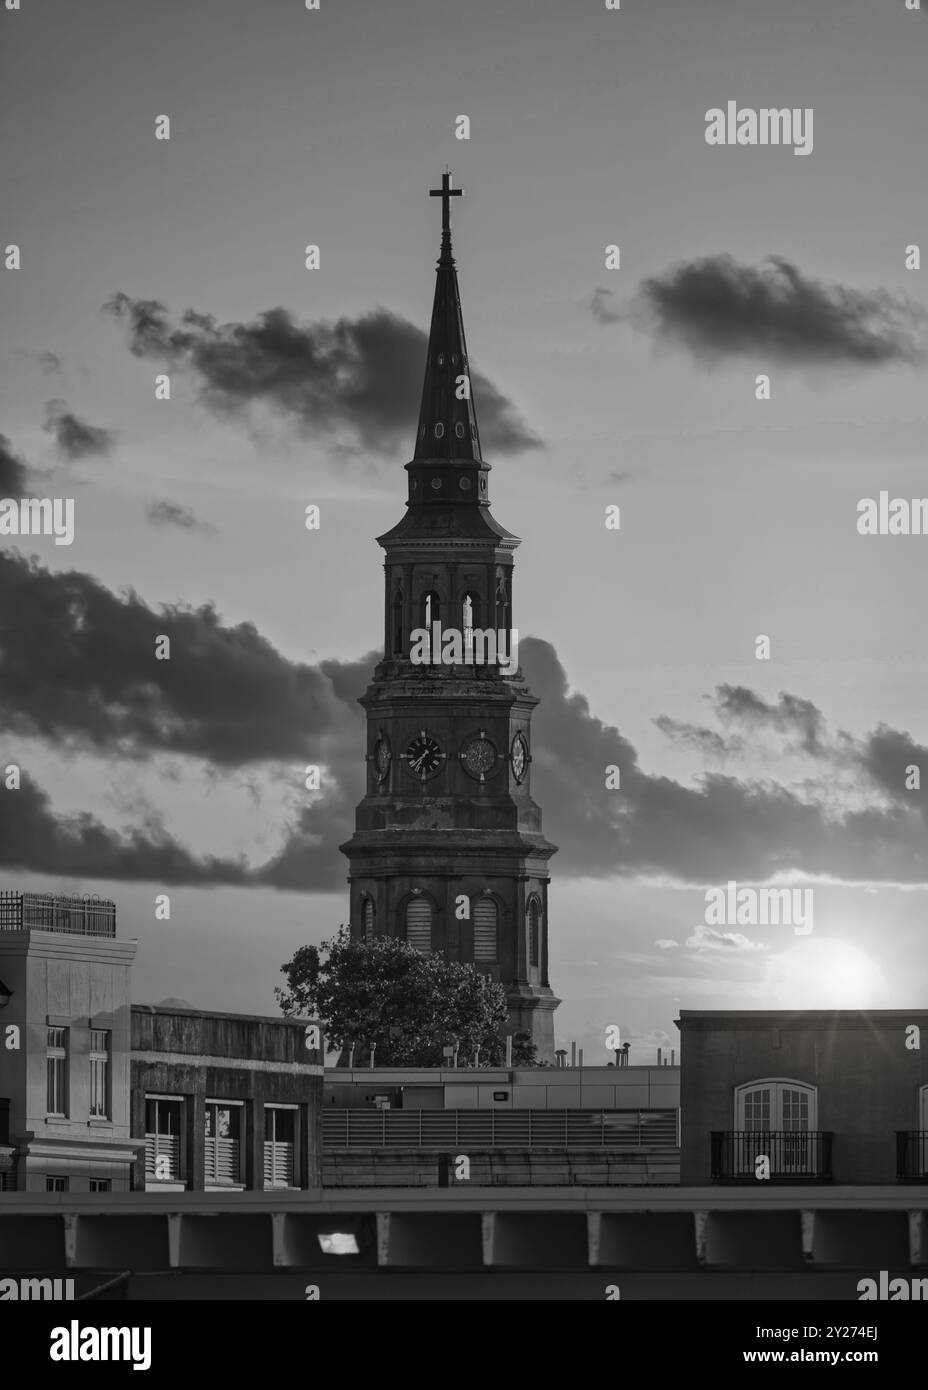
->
{"left": 104, "top": 294, "right": 540, "bottom": 457}
{"left": 521, "top": 639, "right": 928, "bottom": 883}
{"left": 0, "top": 550, "right": 370, "bottom": 767}
{"left": 589, "top": 287, "right": 623, "bottom": 326}
{"left": 632, "top": 254, "right": 926, "bottom": 365}
{"left": 654, "top": 715, "right": 733, "bottom": 758}
{"left": 0, "top": 435, "right": 28, "bottom": 494}
{"left": 43, "top": 400, "right": 115, "bottom": 459}
{"left": 4, "top": 553, "right": 928, "bottom": 888}
{"left": 145, "top": 499, "right": 215, "bottom": 534}
{"left": 0, "top": 773, "right": 250, "bottom": 885}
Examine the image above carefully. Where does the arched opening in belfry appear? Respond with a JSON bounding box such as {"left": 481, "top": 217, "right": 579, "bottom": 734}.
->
{"left": 391, "top": 590, "right": 404, "bottom": 656}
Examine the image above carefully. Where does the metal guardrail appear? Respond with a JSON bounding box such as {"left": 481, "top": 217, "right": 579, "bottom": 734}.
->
{"left": 323, "top": 1108, "right": 679, "bottom": 1151}
{"left": 896, "top": 1131, "right": 928, "bottom": 1180}
{"left": 0, "top": 891, "right": 116, "bottom": 938}
{"left": 711, "top": 1130, "right": 833, "bottom": 1181}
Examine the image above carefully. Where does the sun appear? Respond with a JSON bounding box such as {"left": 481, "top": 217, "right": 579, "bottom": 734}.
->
{"left": 765, "top": 939, "right": 888, "bottom": 1009}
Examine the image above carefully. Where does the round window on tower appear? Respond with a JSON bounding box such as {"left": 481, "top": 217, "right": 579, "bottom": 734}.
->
{"left": 431, "top": 477, "right": 443, "bottom": 490}
{"left": 434, "top": 422, "right": 445, "bottom": 439}
{"left": 459, "top": 477, "right": 471, "bottom": 490}
{"left": 455, "top": 422, "right": 465, "bottom": 438}
{"left": 418, "top": 424, "right": 426, "bottom": 440}
{"left": 437, "top": 352, "right": 445, "bottom": 366}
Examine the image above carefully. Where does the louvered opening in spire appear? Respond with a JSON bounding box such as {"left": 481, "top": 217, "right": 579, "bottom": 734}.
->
{"left": 413, "top": 172, "right": 483, "bottom": 465}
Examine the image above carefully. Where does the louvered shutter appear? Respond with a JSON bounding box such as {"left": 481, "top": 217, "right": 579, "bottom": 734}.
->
{"left": 473, "top": 896, "right": 498, "bottom": 961}
{"left": 405, "top": 897, "right": 432, "bottom": 954}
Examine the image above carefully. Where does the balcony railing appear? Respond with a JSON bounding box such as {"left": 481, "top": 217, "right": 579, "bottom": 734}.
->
{"left": 711, "top": 1130, "right": 833, "bottom": 1182}
{"left": 324, "top": 1108, "right": 679, "bottom": 1151}
{"left": 0, "top": 891, "right": 116, "bottom": 938}
{"left": 896, "top": 1131, "right": 928, "bottom": 1180}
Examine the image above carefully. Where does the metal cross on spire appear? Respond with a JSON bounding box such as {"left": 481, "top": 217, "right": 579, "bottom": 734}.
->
{"left": 429, "top": 169, "right": 463, "bottom": 259}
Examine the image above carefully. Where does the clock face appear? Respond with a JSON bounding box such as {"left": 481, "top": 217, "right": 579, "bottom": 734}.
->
{"left": 405, "top": 730, "right": 445, "bottom": 780}
{"left": 511, "top": 733, "right": 528, "bottom": 783}
{"left": 373, "top": 736, "right": 391, "bottom": 782}
{"left": 460, "top": 733, "right": 498, "bottom": 782}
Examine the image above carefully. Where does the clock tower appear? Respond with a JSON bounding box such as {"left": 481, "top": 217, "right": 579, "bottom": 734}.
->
{"left": 340, "top": 173, "right": 560, "bottom": 1061}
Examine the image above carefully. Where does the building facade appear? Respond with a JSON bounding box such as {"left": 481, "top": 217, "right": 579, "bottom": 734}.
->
{"left": 340, "top": 174, "right": 560, "bottom": 1059}
{"left": 678, "top": 1008, "right": 928, "bottom": 1185}
{"left": 131, "top": 1005, "right": 323, "bottom": 1192}
{"left": 0, "top": 892, "right": 139, "bottom": 1193}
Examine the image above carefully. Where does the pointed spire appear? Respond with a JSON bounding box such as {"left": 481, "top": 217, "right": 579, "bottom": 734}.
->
{"left": 413, "top": 171, "right": 483, "bottom": 465}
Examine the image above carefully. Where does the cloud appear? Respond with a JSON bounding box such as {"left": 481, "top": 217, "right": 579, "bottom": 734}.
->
{"left": 631, "top": 254, "right": 926, "bottom": 365}
{"left": 520, "top": 639, "right": 928, "bottom": 884}
{"left": 0, "top": 435, "right": 28, "bottom": 494}
{"left": 0, "top": 773, "right": 250, "bottom": 884}
{"left": 38, "top": 352, "right": 62, "bottom": 374}
{"left": 683, "top": 924, "right": 768, "bottom": 952}
{"left": 654, "top": 938, "right": 680, "bottom": 950}
{"left": 654, "top": 715, "right": 733, "bottom": 758}
{"left": 43, "top": 400, "right": 115, "bottom": 459}
{"left": 0, "top": 550, "right": 370, "bottom": 768}
{"left": 145, "top": 499, "right": 215, "bottom": 534}
{"left": 104, "top": 294, "right": 540, "bottom": 457}
{"left": 589, "top": 287, "right": 623, "bottom": 326}
{"left": 5, "top": 554, "right": 928, "bottom": 891}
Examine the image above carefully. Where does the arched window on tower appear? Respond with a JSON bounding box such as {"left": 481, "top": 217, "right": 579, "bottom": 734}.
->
{"left": 462, "top": 592, "right": 478, "bottom": 662}
{"left": 495, "top": 574, "right": 511, "bottom": 636}
{"left": 391, "top": 590, "right": 404, "bottom": 656}
{"left": 421, "top": 591, "right": 440, "bottom": 662}
{"left": 473, "top": 895, "right": 498, "bottom": 962}
{"left": 404, "top": 895, "right": 433, "bottom": 955}
{"left": 528, "top": 898, "right": 540, "bottom": 969}
{"left": 362, "top": 896, "right": 375, "bottom": 944}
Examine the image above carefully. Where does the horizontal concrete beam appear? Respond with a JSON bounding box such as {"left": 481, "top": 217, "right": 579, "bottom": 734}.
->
{"left": 0, "top": 1189, "right": 925, "bottom": 1274}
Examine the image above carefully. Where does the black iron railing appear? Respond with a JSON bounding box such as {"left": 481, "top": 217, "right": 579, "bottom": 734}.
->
{"left": 896, "top": 1131, "right": 928, "bottom": 1180}
{"left": 711, "top": 1130, "right": 832, "bottom": 1181}
{"left": 0, "top": 891, "right": 116, "bottom": 938}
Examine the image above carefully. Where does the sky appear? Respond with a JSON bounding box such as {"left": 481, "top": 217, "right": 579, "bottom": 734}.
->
{"left": 2, "top": 0, "right": 928, "bottom": 1063}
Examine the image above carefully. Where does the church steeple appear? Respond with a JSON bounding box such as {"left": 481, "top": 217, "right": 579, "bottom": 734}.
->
{"left": 341, "top": 172, "right": 560, "bottom": 1063}
{"left": 410, "top": 171, "right": 487, "bottom": 496}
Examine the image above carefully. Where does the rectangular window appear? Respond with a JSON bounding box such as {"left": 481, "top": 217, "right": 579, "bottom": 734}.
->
{"left": 46, "top": 1027, "right": 68, "bottom": 1116}
{"left": 45, "top": 1176, "right": 68, "bottom": 1193}
{"left": 204, "top": 1102, "right": 244, "bottom": 1186}
{"left": 144, "top": 1097, "right": 184, "bottom": 1183}
{"left": 264, "top": 1106, "right": 297, "bottom": 1189}
{"left": 88, "top": 1178, "right": 111, "bottom": 1193}
{"left": 89, "top": 1030, "right": 110, "bottom": 1118}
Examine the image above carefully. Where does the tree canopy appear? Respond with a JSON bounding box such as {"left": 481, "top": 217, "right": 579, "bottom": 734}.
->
{"left": 276, "top": 927, "right": 538, "bottom": 1066}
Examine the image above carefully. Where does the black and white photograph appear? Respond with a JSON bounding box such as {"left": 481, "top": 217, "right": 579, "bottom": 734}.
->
{"left": 1, "top": 0, "right": 927, "bottom": 1359}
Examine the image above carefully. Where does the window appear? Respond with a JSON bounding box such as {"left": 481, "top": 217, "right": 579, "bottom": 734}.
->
{"left": 204, "top": 1102, "right": 244, "bottom": 1186}
{"left": 528, "top": 899, "right": 540, "bottom": 968}
{"left": 89, "top": 1178, "right": 111, "bottom": 1193}
{"left": 495, "top": 574, "right": 511, "bottom": 632}
{"left": 392, "top": 590, "right": 404, "bottom": 656}
{"left": 734, "top": 1079, "right": 818, "bottom": 1175}
{"left": 89, "top": 1030, "right": 110, "bottom": 1118}
{"left": 46, "top": 1176, "right": 68, "bottom": 1193}
{"left": 46, "top": 1027, "right": 68, "bottom": 1116}
{"left": 462, "top": 593, "right": 479, "bottom": 659}
{"left": 362, "top": 896, "right": 375, "bottom": 944}
{"left": 264, "top": 1106, "right": 297, "bottom": 1189}
{"left": 473, "top": 896, "right": 498, "bottom": 962}
{"left": 145, "top": 1097, "right": 184, "bottom": 1183}
{"left": 421, "top": 591, "right": 441, "bottom": 659}
{"left": 405, "top": 896, "right": 433, "bottom": 955}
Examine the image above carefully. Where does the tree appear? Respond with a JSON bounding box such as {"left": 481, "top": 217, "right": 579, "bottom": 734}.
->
{"left": 275, "top": 926, "right": 514, "bottom": 1066}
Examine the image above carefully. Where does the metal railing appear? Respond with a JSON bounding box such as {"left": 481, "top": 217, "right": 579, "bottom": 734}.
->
{"left": 323, "top": 1108, "right": 679, "bottom": 1151}
{"left": 0, "top": 891, "right": 116, "bottom": 938}
{"left": 896, "top": 1131, "right": 928, "bottom": 1180}
{"left": 711, "top": 1130, "right": 833, "bottom": 1181}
